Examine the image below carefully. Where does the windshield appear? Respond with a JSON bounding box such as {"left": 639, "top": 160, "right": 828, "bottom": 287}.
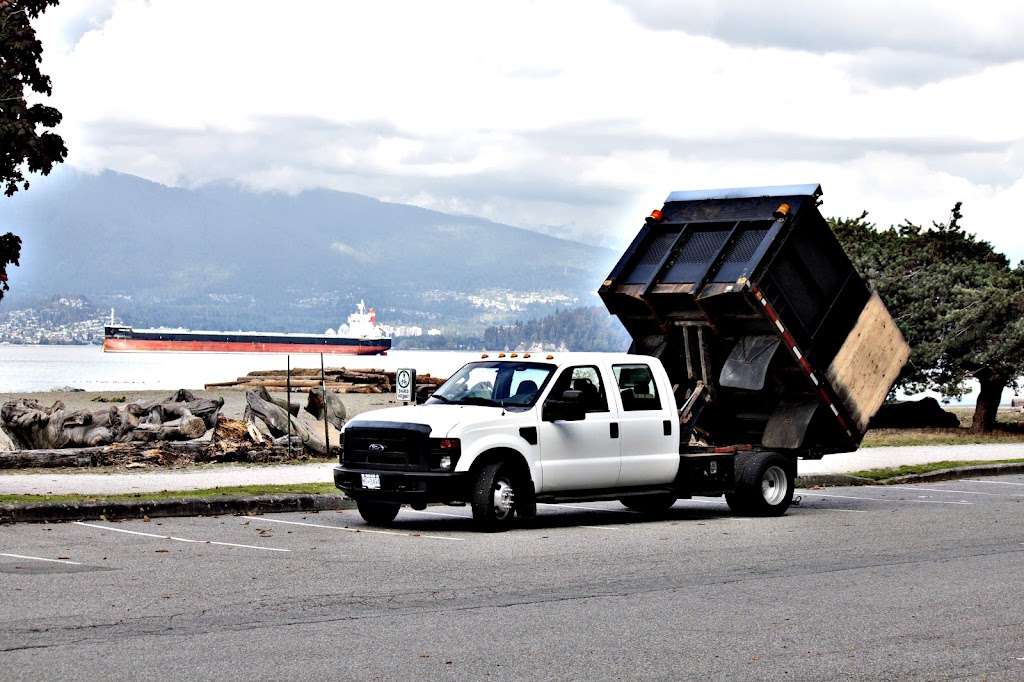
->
{"left": 427, "top": 361, "right": 555, "bottom": 408}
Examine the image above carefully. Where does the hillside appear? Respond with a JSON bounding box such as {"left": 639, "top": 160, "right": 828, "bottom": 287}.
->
{"left": 0, "top": 170, "right": 620, "bottom": 332}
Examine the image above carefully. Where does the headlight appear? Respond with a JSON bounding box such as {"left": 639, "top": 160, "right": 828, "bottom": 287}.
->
{"left": 429, "top": 438, "right": 461, "bottom": 471}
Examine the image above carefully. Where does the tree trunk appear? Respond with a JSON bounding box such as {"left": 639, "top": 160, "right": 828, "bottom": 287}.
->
{"left": 971, "top": 373, "right": 1005, "bottom": 434}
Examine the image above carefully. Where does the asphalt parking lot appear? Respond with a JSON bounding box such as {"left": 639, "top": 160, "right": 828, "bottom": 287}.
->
{"left": 2, "top": 476, "right": 1023, "bottom": 681}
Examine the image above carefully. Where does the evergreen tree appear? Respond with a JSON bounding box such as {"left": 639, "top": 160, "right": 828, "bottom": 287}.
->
{"left": 831, "top": 204, "right": 1024, "bottom": 433}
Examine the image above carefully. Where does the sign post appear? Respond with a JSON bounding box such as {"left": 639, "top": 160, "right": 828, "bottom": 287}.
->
{"left": 396, "top": 368, "right": 415, "bottom": 404}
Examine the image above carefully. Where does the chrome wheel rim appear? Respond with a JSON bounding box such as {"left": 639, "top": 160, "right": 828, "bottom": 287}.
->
{"left": 761, "top": 465, "right": 788, "bottom": 506}
{"left": 492, "top": 478, "right": 515, "bottom": 520}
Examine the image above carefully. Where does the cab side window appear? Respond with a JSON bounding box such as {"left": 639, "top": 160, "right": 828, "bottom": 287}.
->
{"left": 551, "top": 365, "right": 608, "bottom": 413}
{"left": 613, "top": 364, "right": 662, "bottom": 411}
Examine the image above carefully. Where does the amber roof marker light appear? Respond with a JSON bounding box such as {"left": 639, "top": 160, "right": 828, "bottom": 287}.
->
{"left": 773, "top": 203, "right": 791, "bottom": 221}
{"left": 645, "top": 209, "right": 664, "bottom": 224}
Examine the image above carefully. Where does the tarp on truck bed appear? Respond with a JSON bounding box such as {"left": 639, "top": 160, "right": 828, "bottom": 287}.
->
{"left": 600, "top": 184, "right": 909, "bottom": 454}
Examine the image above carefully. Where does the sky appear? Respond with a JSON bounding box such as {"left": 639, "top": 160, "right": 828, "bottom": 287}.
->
{"left": 29, "top": 0, "right": 1024, "bottom": 260}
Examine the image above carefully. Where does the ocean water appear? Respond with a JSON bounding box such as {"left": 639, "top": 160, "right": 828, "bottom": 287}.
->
{"left": 0, "top": 345, "right": 484, "bottom": 393}
{"left": 0, "top": 344, "right": 1006, "bottom": 405}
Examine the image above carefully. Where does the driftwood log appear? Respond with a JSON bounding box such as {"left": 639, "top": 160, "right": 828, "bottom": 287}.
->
{"left": 244, "top": 388, "right": 328, "bottom": 455}
{"left": 0, "top": 439, "right": 300, "bottom": 470}
{"left": 205, "top": 367, "right": 446, "bottom": 393}
{"left": 0, "top": 390, "right": 224, "bottom": 450}
{"left": 306, "top": 386, "right": 347, "bottom": 430}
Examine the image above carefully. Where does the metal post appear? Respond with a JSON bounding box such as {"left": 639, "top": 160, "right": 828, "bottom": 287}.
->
{"left": 286, "top": 355, "right": 292, "bottom": 456}
{"left": 321, "top": 353, "right": 330, "bottom": 454}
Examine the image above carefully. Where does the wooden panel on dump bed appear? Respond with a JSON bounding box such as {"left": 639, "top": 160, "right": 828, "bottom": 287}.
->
{"left": 826, "top": 291, "right": 911, "bottom": 433}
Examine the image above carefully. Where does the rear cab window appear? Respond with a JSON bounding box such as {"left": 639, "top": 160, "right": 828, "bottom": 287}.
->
{"left": 613, "top": 363, "right": 662, "bottom": 411}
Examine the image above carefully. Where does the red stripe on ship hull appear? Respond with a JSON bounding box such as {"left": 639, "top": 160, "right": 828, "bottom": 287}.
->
{"left": 103, "top": 339, "right": 390, "bottom": 355}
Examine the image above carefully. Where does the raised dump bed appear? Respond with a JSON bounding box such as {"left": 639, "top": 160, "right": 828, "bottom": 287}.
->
{"left": 599, "top": 184, "right": 909, "bottom": 455}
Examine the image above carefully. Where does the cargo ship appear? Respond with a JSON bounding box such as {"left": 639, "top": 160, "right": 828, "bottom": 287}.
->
{"left": 103, "top": 301, "right": 391, "bottom": 355}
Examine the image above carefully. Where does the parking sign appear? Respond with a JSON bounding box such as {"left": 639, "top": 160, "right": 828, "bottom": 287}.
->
{"left": 396, "top": 368, "right": 415, "bottom": 403}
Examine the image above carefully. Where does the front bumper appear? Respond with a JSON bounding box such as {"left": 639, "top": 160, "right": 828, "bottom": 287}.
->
{"left": 334, "top": 465, "right": 470, "bottom": 505}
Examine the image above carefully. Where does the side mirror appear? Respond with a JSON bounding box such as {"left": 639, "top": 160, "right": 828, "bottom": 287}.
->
{"left": 416, "top": 386, "right": 436, "bottom": 404}
{"left": 542, "top": 390, "right": 586, "bottom": 422}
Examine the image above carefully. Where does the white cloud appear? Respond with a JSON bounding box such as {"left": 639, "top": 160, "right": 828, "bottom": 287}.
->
{"left": 25, "top": 0, "right": 1024, "bottom": 263}
{"left": 615, "top": 1, "right": 1024, "bottom": 74}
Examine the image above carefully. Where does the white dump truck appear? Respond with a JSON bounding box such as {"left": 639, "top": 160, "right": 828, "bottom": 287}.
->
{"left": 334, "top": 184, "right": 910, "bottom": 530}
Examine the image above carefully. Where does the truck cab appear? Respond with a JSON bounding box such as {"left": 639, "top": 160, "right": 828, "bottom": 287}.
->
{"left": 334, "top": 352, "right": 684, "bottom": 530}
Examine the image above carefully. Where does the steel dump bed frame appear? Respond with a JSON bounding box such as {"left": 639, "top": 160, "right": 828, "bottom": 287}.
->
{"left": 600, "top": 184, "right": 909, "bottom": 455}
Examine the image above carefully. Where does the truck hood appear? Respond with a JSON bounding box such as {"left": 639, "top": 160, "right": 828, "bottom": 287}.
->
{"left": 346, "top": 404, "right": 524, "bottom": 438}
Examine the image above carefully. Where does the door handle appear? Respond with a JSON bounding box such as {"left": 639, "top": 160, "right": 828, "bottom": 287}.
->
{"left": 610, "top": 423, "right": 619, "bottom": 439}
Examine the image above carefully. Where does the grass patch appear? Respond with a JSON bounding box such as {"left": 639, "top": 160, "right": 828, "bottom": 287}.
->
{"left": 0, "top": 481, "right": 339, "bottom": 506}
{"left": 849, "top": 459, "right": 1024, "bottom": 481}
{"left": 861, "top": 406, "right": 1024, "bottom": 447}
{"left": 861, "top": 427, "right": 1024, "bottom": 447}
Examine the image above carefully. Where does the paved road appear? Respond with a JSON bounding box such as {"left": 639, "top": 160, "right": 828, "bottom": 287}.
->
{"left": 2, "top": 475, "right": 1023, "bottom": 681}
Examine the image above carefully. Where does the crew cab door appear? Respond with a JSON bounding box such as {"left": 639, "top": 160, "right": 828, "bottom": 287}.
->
{"left": 612, "top": 362, "right": 679, "bottom": 486}
{"left": 536, "top": 364, "right": 621, "bottom": 491}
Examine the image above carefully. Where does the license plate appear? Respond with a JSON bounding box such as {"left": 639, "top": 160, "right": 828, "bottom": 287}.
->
{"left": 361, "top": 473, "right": 381, "bottom": 490}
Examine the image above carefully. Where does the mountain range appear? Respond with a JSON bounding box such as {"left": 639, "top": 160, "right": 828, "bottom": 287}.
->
{"left": 0, "top": 170, "right": 623, "bottom": 333}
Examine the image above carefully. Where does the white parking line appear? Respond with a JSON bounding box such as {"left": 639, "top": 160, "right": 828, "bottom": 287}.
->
{"left": 0, "top": 553, "right": 82, "bottom": 565}
{"left": 247, "top": 516, "right": 464, "bottom": 541}
{"left": 961, "top": 479, "right": 1024, "bottom": 487}
{"left": 74, "top": 521, "right": 291, "bottom": 552}
{"left": 883, "top": 485, "right": 1021, "bottom": 497}
{"left": 802, "top": 492, "right": 972, "bottom": 505}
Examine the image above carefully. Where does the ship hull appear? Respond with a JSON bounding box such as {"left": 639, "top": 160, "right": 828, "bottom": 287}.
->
{"left": 103, "top": 328, "right": 391, "bottom": 355}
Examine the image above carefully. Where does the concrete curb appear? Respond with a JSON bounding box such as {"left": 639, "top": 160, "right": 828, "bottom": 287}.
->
{"left": 872, "top": 462, "right": 1024, "bottom": 485}
{"left": 0, "top": 493, "right": 354, "bottom": 524}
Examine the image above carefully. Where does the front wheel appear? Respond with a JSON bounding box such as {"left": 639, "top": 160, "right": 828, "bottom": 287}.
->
{"left": 471, "top": 461, "right": 518, "bottom": 532}
{"left": 356, "top": 500, "right": 401, "bottom": 525}
{"left": 726, "top": 452, "right": 794, "bottom": 517}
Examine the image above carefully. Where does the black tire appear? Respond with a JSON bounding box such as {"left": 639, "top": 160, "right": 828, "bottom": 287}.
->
{"left": 727, "top": 451, "right": 794, "bottom": 516}
{"left": 471, "top": 460, "right": 518, "bottom": 532}
{"left": 356, "top": 500, "right": 401, "bottom": 525}
{"left": 620, "top": 493, "right": 677, "bottom": 514}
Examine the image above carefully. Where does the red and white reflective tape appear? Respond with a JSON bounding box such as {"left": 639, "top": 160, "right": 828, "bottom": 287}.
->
{"left": 751, "top": 285, "right": 853, "bottom": 438}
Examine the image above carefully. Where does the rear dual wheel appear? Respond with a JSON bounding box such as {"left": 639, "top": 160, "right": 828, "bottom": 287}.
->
{"left": 725, "top": 452, "right": 794, "bottom": 516}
